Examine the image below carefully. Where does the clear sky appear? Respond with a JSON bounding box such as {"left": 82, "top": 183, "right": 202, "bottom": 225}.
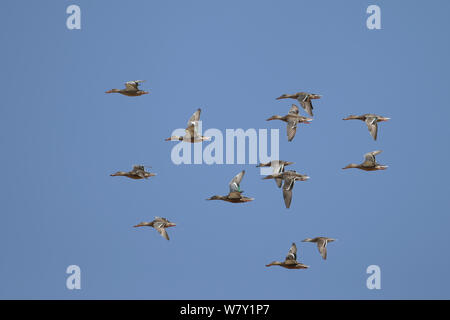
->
{"left": 1, "top": 0, "right": 450, "bottom": 299}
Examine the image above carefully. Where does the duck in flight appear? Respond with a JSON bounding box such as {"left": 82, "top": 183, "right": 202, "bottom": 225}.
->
{"left": 105, "top": 80, "right": 149, "bottom": 96}
{"left": 266, "top": 243, "right": 309, "bottom": 269}
{"left": 276, "top": 92, "right": 321, "bottom": 117}
{"left": 343, "top": 114, "right": 390, "bottom": 140}
{"left": 133, "top": 217, "right": 176, "bottom": 241}
{"left": 207, "top": 170, "right": 254, "bottom": 203}
{"left": 263, "top": 170, "right": 309, "bottom": 208}
{"left": 266, "top": 104, "right": 313, "bottom": 141}
{"left": 256, "top": 160, "right": 294, "bottom": 188}
{"left": 343, "top": 150, "right": 388, "bottom": 171}
{"left": 302, "top": 237, "right": 336, "bottom": 260}
{"left": 165, "top": 108, "right": 211, "bottom": 143}
{"left": 110, "top": 165, "right": 156, "bottom": 180}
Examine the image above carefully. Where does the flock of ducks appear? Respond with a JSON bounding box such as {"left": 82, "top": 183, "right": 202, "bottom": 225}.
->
{"left": 106, "top": 81, "right": 390, "bottom": 270}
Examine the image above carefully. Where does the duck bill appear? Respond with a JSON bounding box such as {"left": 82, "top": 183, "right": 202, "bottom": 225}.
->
{"left": 275, "top": 95, "right": 287, "bottom": 100}
{"left": 133, "top": 224, "right": 144, "bottom": 228}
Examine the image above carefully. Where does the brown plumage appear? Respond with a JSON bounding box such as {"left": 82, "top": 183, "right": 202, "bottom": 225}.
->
{"left": 263, "top": 170, "right": 309, "bottom": 208}
{"left": 302, "top": 237, "right": 336, "bottom": 260}
{"left": 105, "top": 80, "right": 149, "bottom": 96}
{"left": 266, "top": 243, "right": 309, "bottom": 269}
{"left": 343, "top": 150, "right": 388, "bottom": 171}
{"left": 276, "top": 92, "right": 321, "bottom": 117}
{"left": 266, "top": 104, "right": 313, "bottom": 141}
{"left": 110, "top": 165, "right": 156, "bottom": 180}
{"left": 256, "top": 160, "right": 294, "bottom": 188}
{"left": 343, "top": 114, "right": 390, "bottom": 140}
{"left": 207, "top": 170, "right": 254, "bottom": 203}
{"left": 165, "top": 108, "right": 211, "bottom": 143}
{"left": 133, "top": 217, "right": 176, "bottom": 241}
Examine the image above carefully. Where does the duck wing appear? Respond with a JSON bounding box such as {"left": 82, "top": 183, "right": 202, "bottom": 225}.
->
{"left": 286, "top": 243, "right": 297, "bottom": 261}
{"left": 156, "top": 227, "right": 169, "bottom": 240}
{"left": 286, "top": 118, "right": 298, "bottom": 142}
{"left": 185, "top": 108, "right": 202, "bottom": 137}
{"left": 272, "top": 161, "right": 284, "bottom": 188}
{"left": 125, "top": 80, "right": 145, "bottom": 91}
{"left": 132, "top": 165, "right": 148, "bottom": 178}
{"left": 363, "top": 150, "right": 382, "bottom": 166}
{"left": 229, "top": 170, "right": 245, "bottom": 193}
{"left": 133, "top": 165, "right": 145, "bottom": 171}
{"left": 282, "top": 177, "right": 295, "bottom": 208}
{"left": 365, "top": 116, "right": 378, "bottom": 140}
{"left": 317, "top": 238, "right": 328, "bottom": 260}
{"left": 300, "top": 96, "right": 314, "bottom": 117}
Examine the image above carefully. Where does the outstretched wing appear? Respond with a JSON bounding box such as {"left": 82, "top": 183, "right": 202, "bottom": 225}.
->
{"left": 186, "top": 108, "right": 202, "bottom": 136}
{"left": 229, "top": 170, "right": 245, "bottom": 193}
{"left": 153, "top": 217, "right": 169, "bottom": 224}
{"left": 286, "top": 243, "right": 297, "bottom": 261}
{"left": 282, "top": 177, "right": 295, "bottom": 208}
{"left": 187, "top": 108, "right": 201, "bottom": 126}
{"left": 133, "top": 165, "right": 145, "bottom": 172}
{"left": 286, "top": 119, "right": 298, "bottom": 142}
{"left": 132, "top": 165, "right": 147, "bottom": 178}
{"left": 125, "top": 80, "right": 145, "bottom": 91}
{"left": 271, "top": 161, "right": 284, "bottom": 188}
{"left": 156, "top": 227, "right": 170, "bottom": 240}
{"left": 363, "top": 150, "right": 382, "bottom": 166}
{"left": 317, "top": 238, "right": 328, "bottom": 260}
{"left": 300, "top": 96, "right": 314, "bottom": 117}
{"left": 365, "top": 117, "right": 378, "bottom": 140}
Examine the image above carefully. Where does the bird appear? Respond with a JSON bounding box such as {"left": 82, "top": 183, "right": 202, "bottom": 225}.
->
{"left": 276, "top": 92, "right": 321, "bottom": 117}
{"left": 343, "top": 150, "right": 388, "bottom": 171}
{"left": 165, "top": 108, "right": 211, "bottom": 143}
{"left": 133, "top": 217, "right": 176, "bottom": 241}
{"left": 110, "top": 165, "right": 156, "bottom": 179}
{"left": 256, "top": 160, "right": 294, "bottom": 188}
{"left": 105, "top": 80, "right": 149, "bottom": 96}
{"left": 266, "top": 104, "right": 313, "bottom": 141}
{"left": 263, "top": 170, "right": 309, "bottom": 208}
{"left": 302, "top": 237, "right": 336, "bottom": 260}
{"left": 207, "top": 170, "right": 254, "bottom": 203}
{"left": 266, "top": 243, "right": 309, "bottom": 269}
{"left": 343, "top": 114, "right": 390, "bottom": 140}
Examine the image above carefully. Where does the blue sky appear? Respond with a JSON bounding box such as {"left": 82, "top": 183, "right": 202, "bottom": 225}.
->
{"left": 1, "top": 0, "right": 450, "bottom": 299}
